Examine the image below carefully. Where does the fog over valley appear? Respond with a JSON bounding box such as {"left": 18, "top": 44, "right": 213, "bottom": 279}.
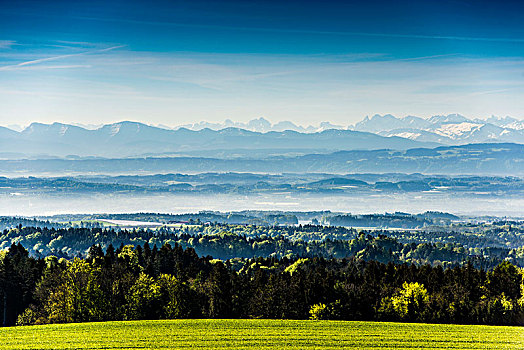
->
{"left": 1, "top": 192, "right": 521, "bottom": 218}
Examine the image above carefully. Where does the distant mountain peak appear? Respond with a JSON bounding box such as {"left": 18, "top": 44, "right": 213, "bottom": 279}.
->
{"left": 428, "top": 114, "right": 469, "bottom": 125}
{"left": 352, "top": 113, "right": 523, "bottom": 145}
{"left": 171, "top": 117, "right": 346, "bottom": 134}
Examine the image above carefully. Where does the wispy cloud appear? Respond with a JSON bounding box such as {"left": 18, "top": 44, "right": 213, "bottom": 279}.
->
{"left": 1, "top": 46, "right": 523, "bottom": 125}
{"left": 72, "top": 16, "right": 524, "bottom": 44}
{"left": 0, "top": 45, "right": 125, "bottom": 71}
{"left": 0, "top": 40, "right": 18, "bottom": 49}
{"left": 54, "top": 40, "right": 101, "bottom": 47}
{"left": 469, "top": 88, "right": 513, "bottom": 96}
{"left": 392, "top": 53, "right": 461, "bottom": 62}
{"left": 9, "top": 64, "right": 93, "bottom": 71}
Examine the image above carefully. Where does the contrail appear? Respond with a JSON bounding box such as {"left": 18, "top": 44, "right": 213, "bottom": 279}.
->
{"left": 0, "top": 45, "right": 125, "bottom": 71}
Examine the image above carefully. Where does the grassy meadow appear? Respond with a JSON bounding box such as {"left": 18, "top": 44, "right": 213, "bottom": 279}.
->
{"left": 1, "top": 319, "right": 522, "bottom": 349}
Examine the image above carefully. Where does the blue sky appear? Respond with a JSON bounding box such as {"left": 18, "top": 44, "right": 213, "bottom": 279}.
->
{"left": 1, "top": 0, "right": 524, "bottom": 127}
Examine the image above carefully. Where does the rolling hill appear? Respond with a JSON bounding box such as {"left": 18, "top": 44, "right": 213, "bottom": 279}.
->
{"left": 1, "top": 143, "right": 521, "bottom": 176}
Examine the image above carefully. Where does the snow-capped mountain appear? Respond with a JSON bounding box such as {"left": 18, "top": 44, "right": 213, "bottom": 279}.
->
{"left": 351, "top": 114, "right": 524, "bottom": 145}
{"left": 172, "top": 117, "right": 345, "bottom": 133}
{"left": 353, "top": 114, "right": 431, "bottom": 133}
{"left": 482, "top": 116, "right": 524, "bottom": 130}
{"left": 3, "top": 114, "right": 522, "bottom": 159}
{"left": 170, "top": 114, "right": 524, "bottom": 145}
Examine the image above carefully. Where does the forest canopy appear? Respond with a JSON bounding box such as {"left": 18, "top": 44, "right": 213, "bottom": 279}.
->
{"left": 2, "top": 242, "right": 523, "bottom": 327}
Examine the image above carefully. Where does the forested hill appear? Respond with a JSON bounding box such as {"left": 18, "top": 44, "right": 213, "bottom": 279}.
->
{"left": 1, "top": 143, "right": 522, "bottom": 175}
{"left": 2, "top": 223, "right": 523, "bottom": 268}
{"left": 1, "top": 173, "right": 522, "bottom": 197}
{"left": 2, "top": 221, "right": 523, "bottom": 327}
{"left": 2, "top": 242, "right": 523, "bottom": 327}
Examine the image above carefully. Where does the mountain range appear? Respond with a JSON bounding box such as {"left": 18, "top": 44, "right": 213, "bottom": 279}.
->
{"left": 158, "top": 114, "right": 524, "bottom": 145}
{"left": 174, "top": 114, "right": 524, "bottom": 145}
{"left": 352, "top": 114, "right": 524, "bottom": 145}
{"left": 1, "top": 114, "right": 522, "bottom": 159}
{"left": 166, "top": 114, "right": 524, "bottom": 141}
{"left": 0, "top": 121, "right": 438, "bottom": 159}
{"left": 174, "top": 118, "right": 345, "bottom": 133}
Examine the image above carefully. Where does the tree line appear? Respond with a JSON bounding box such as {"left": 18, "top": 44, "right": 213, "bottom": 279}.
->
{"left": 1, "top": 225, "right": 523, "bottom": 268}
{"left": 1, "top": 242, "right": 523, "bottom": 327}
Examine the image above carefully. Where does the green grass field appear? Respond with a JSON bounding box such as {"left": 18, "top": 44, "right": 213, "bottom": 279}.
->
{"left": 1, "top": 319, "right": 522, "bottom": 349}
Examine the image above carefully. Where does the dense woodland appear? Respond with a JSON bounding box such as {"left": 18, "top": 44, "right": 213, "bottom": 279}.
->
{"left": 1, "top": 242, "right": 523, "bottom": 327}
{"left": 1, "top": 219, "right": 523, "bottom": 327}
{"left": 1, "top": 223, "right": 523, "bottom": 268}
{"left": 44, "top": 211, "right": 459, "bottom": 228}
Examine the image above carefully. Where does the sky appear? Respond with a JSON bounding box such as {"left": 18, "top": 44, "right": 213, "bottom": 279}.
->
{"left": 1, "top": 0, "right": 524, "bottom": 128}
